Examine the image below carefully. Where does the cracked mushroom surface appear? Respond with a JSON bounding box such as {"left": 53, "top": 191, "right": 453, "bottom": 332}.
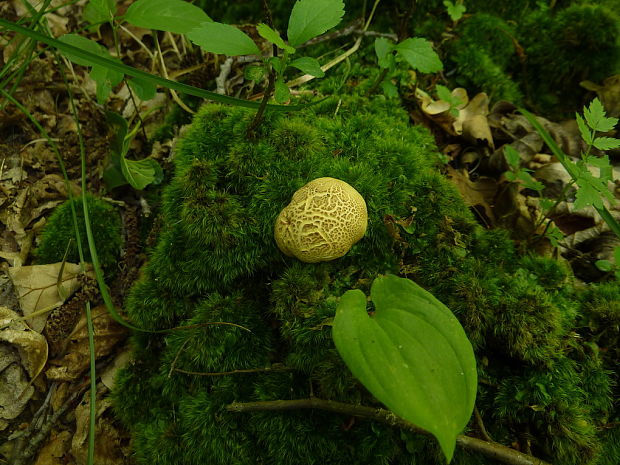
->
{"left": 274, "top": 177, "right": 368, "bottom": 263}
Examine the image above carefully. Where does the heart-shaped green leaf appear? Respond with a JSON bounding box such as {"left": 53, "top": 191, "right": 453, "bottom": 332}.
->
{"left": 332, "top": 274, "right": 477, "bottom": 462}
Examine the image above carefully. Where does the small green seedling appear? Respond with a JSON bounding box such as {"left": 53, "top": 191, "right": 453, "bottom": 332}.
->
{"left": 374, "top": 36, "right": 443, "bottom": 97}
{"left": 436, "top": 84, "right": 463, "bottom": 117}
{"left": 595, "top": 246, "right": 620, "bottom": 280}
{"left": 103, "top": 111, "right": 163, "bottom": 190}
{"left": 124, "top": 0, "right": 344, "bottom": 103}
{"left": 503, "top": 145, "right": 545, "bottom": 192}
{"left": 443, "top": 0, "right": 466, "bottom": 22}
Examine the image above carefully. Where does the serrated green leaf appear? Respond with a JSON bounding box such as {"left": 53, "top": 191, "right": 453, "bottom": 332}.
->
{"left": 83, "top": 0, "right": 117, "bottom": 25}
{"left": 587, "top": 155, "right": 613, "bottom": 182}
{"left": 332, "top": 274, "right": 477, "bottom": 463}
{"left": 503, "top": 145, "right": 521, "bottom": 169}
{"left": 583, "top": 98, "right": 618, "bottom": 133}
{"left": 121, "top": 156, "right": 163, "bottom": 190}
{"left": 128, "top": 77, "right": 157, "bottom": 100}
{"left": 436, "top": 84, "right": 452, "bottom": 102}
{"left": 593, "top": 136, "right": 620, "bottom": 151}
{"left": 244, "top": 64, "right": 266, "bottom": 82}
{"left": 504, "top": 171, "right": 517, "bottom": 182}
{"left": 124, "top": 0, "right": 212, "bottom": 34}
{"left": 518, "top": 171, "right": 545, "bottom": 191}
{"left": 257, "top": 23, "right": 296, "bottom": 54}
{"left": 595, "top": 260, "right": 614, "bottom": 272}
{"left": 287, "top": 0, "right": 345, "bottom": 47}
{"left": 380, "top": 80, "right": 399, "bottom": 98}
{"left": 395, "top": 38, "right": 443, "bottom": 73}
{"left": 187, "top": 22, "right": 260, "bottom": 56}
{"left": 274, "top": 78, "right": 291, "bottom": 103}
{"left": 576, "top": 113, "right": 593, "bottom": 145}
{"left": 289, "top": 56, "right": 324, "bottom": 77}
{"left": 374, "top": 37, "right": 395, "bottom": 69}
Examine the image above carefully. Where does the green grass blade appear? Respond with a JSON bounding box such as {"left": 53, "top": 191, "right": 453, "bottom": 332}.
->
{"left": 85, "top": 301, "right": 96, "bottom": 465}
{"left": 0, "top": 17, "right": 305, "bottom": 111}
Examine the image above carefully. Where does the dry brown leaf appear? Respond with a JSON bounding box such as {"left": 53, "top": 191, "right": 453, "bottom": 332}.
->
{"left": 581, "top": 75, "right": 620, "bottom": 118}
{"left": 101, "top": 348, "right": 132, "bottom": 391}
{"left": 0, "top": 306, "right": 48, "bottom": 430}
{"left": 455, "top": 93, "right": 494, "bottom": 148}
{"left": 446, "top": 166, "right": 498, "bottom": 227}
{"left": 33, "top": 430, "right": 73, "bottom": 465}
{"left": 46, "top": 305, "right": 126, "bottom": 381}
{"left": 72, "top": 395, "right": 131, "bottom": 465}
{"left": 8, "top": 263, "right": 87, "bottom": 332}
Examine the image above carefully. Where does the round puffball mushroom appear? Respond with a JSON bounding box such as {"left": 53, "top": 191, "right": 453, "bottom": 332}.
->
{"left": 274, "top": 177, "right": 368, "bottom": 263}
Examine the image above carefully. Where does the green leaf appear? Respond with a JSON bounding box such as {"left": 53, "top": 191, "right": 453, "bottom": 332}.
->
{"left": 287, "top": 0, "right": 345, "bottom": 47}
{"left": 380, "top": 80, "right": 399, "bottom": 98}
{"left": 257, "top": 23, "right": 296, "bottom": 54}
{"left": 124, "top": 0, "right": 212, "bottom": 34}
{"left": 615, "top": 246, "right": 620, "bottom": 265}
{"left": 83, "top": 0, "right": 117, "bottom": 25}
{"left": 274, "top": 78, "right": 291, "bottom": 103}
{"left": 583, "top": 98, "right": 618, "bottom": 133}
{"left": 289, "top": 56, "right": 324, "bottom": 77}
{"left": 576, "top": 113, "right": 593, "bottom": 145}
{"left": 517, "top": 171, "right": 545, "bottom": 191}
{"left": 187, "top": 22, "right": 260, "bottom": 56}
{"left": 595, "top": 260, "right": 614, "bottom": 272}
{"left": 0, "top": 17, "right": 300, "bottom": 111}
{"left": 332, "top": 275, "right": 477, "bottom": 463}
{"left": 121, "top": 156, "right": 163, "bottom": 190}
{"left": 269, "top": 56, "right": 284, "bottom": 74}
{"left": 59, "top": 34, "right": 123, "bottom": 103}
{"left": 374, "top": 37, "right": 395, "bottom": 69}
{"left": 128, "top": 77, "right": 157, "bottom": 100}
{"left": 593, "top": 136, "right": 620, "bottom": 151}
{"left": 443, "top": 1, "right": 466, "bottom": 21}
{"left": 504, "top": 145, "right": 521, "bottom": 169}
{"left": 395, "top": 38, "right": 443, "bottom": 73}
{"left": 244, "top": 64, "right": 266, "bottom": 82}
{"left": 587, "top": 155, "right": 613, "bottom": 182}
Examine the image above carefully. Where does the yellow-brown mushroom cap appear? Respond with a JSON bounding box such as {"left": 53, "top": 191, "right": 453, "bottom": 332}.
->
{"left": 274, "top": 177, "right": 368, "bottom": 263}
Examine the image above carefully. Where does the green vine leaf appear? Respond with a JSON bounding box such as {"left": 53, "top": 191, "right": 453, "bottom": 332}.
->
{"left": 289, "top": 57, "right": 324, "bottom": 77}
{"left": 287, "top": 0, "right": 345, "bottom": 47}
{"left": 257, "top": 23, "right": 296, "bottom": 54}
{"left": 187, "top": 22, "right": 260, "bottom": 56}
{"left": 124, "top": 0, "right": 212, "bottom": 34}
{"left": 395, "top": 38, "right": 443, "bottom": 73}
{"left": 332, "top": 274, "right": 477, "bottom": 463}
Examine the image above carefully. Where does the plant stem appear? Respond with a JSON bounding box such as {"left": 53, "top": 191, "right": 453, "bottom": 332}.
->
{"left": 368, "top": 67, "right": 389, "bottom": 95}
{"left": 226, "top": 398, "right": 552, "bottom": 465}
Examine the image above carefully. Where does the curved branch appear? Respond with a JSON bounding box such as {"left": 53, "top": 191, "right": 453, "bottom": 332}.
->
{"left": 226, "top": 398, "right": 552, "bottom": 465}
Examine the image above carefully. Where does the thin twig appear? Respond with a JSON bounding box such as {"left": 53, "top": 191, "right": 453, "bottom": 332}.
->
{"left": 226, "top": 398, "right": 553, "bottom": 465}
{"left": 173, "top": 364, "right": 292, "bottom": 377}
{"left": 474, "top": 405, "right": 493, "bottom": 442}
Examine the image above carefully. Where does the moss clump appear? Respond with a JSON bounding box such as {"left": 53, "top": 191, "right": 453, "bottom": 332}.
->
{"left": 35, "top": 194, "right": 122, "bottom": 270}
{"left": 114, "top": 97, "right": 617, "bottom": 464}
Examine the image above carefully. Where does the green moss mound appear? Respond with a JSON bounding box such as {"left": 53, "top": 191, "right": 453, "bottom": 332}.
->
{"left": 114, "top": 97, "right": 618, "bottom": 465}
{"left": 35, "top": 194, "right": 122, "bottom": 270}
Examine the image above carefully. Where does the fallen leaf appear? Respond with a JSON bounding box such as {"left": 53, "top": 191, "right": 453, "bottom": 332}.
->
{"left": 0, "top": 306, "right": 48, "bottom": 430}
{"left": 8, "top": 263, "right": 87, "bottom": 332}
{"left": 33, "top": 430, "right": 72, "bottom": 465}
{"left": 581, "top": 75, "right": 620, "bottom": 118}
{"left": 101, "top": 348, "right": 132, "bottom": 391}
{"left": 46, "top": 305, "right": 126, "bottom": 381}
{"left": 455, "top": 93, "right": 494, "bottom": 148}
{"left": 446, "top": 166, "right": 498, "bottom": 227}
{"left": 72, "top": 394, "right": 131, "bottom": 465}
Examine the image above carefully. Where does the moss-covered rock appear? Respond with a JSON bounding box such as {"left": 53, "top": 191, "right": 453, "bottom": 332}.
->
{"left": 35, "top": 194, "right": 122, "bottom": 271}
{"left": 113, "top": 97, "right": 618, "bottom": 464}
